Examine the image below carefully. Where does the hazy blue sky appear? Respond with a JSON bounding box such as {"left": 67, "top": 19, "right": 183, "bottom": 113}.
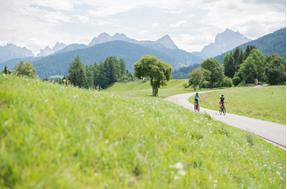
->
{"left": 0, "top": 0, "right": 285, "bottom": 53}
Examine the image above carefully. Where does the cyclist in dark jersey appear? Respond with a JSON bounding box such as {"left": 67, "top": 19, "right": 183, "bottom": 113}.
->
{"left": 220, "top": 95, "right": 224, "bottom": 105}
{"left": 219, "top": 94, "right": 226, "bottom": 115}
{"left": 194, "top": 92, "right": 200, "bottom": 112}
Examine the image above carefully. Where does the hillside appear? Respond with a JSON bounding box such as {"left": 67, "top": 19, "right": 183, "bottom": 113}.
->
{"left": 1, "top": 41, "right": 202, "bottom": 78}
{"left": 0, "top": 75, "right": 285, "bottom": 188}
{"left": 172, "top": 64, "right": 200, "bottom": 79}
{"left": 107, "top": 80, "right": 191, "bottom": 98}
{"left": 216, "top": 28, "right": 286, "bottom": 63}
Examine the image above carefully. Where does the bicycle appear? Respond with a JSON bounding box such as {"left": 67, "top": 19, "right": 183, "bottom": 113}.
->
{"left": 219, "top": 103, "right": 226, "bottom": 115}
{"left": 194, "top": 101, "right": 200, "bottom": 112}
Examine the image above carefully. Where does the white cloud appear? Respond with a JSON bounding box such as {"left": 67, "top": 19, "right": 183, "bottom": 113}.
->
{"left": 0, "top": 0, "right": 285, "bottom": 52}
{"left": 171, "top": 20, "right": 187, "bottom": 28}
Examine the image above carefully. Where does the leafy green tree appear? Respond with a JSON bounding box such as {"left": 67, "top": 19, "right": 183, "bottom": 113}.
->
{"left": 265, "top": 55, "right": 286, "bottom": 85}
{"left": 224, "top": 53, "right": 236, "bottom": 78}
{"left": 244, "top": 45, "right": 257, "bottom": 60}
{"left": 134, "top": 55, "right": 172, "bottom": 96}
{"left": 238, "top": 56, "right": 257, "bottom": 83}
{"left": 248, "top": 49, "right": 266, "bottom": 81}
{"left": 232, "top": 72, "right": 242, "bottom": 86}
{"left": 188, "top": 68, "right": 204, "bottom": 90}
{"left": 201, "top": 58, "right": 224, "bottom": 88}
{"left": 222, "top": 76, "right": 233, "bottom": 87}
{"left": 68, "top": 56, "right": 87, "bottom": 88}
{"left": 15, "top": 61, "right": 36, "bottom": 78}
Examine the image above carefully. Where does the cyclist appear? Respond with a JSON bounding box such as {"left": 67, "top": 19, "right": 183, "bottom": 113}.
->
{"left": 194, "top": 92, "right": 200, "bottom": 112}
{"left": 219, "top": 94, "right": 226, "bottom": 115}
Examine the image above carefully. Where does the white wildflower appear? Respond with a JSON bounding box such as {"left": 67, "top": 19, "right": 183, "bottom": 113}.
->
{"left": 178, "top": 169, "right": 186, "bottom": 176}
{"left": 174, "top": 162, "right": 184, "bottom": 169}
{"left": 174, "top": 175, "right": 180, "bottom": 180}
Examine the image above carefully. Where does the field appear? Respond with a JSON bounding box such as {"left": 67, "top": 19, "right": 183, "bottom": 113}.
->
{"left": 0, "top": 76, "right": 285, "bottom": 188}
{"left": 194, "top": 86, "right": 286, "bottom": 124}
{"left": 106, "top": 79, "right": 193, "bottom": 98}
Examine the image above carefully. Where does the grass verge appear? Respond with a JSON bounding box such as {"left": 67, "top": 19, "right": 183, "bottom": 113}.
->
{"left": 192, "top": 86, "right": 286, "bottom": 124}
{"left": 0, "top": 76, "right": 285, "bottom": 188}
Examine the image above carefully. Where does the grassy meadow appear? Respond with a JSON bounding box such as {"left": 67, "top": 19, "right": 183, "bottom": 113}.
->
{"left": 194, "top": 86, "right": 286, "bottom": 124}
{"left": 106, "top": 79, "right": 193, "bottom": 98}
{"left": 0, "top": 75, "right": 285, "bottom": 188}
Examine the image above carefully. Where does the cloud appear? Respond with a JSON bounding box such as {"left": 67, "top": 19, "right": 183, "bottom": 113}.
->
{"left": 0, "top": 0, "right": 285, "bottom": 53}
{"left": 171, "top": 20, "right": 187, "bottom": 28}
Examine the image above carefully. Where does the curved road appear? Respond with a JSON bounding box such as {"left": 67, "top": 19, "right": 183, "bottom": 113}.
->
{"left": 166, "top": 92, "right": 286, "bottom": 148}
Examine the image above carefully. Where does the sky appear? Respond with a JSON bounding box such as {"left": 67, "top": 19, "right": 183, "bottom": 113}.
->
{"left": 0, "top": 0, "right": 285, "bottom": 54}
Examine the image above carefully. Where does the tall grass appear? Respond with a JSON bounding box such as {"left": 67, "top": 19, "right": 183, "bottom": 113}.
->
{"left": 0, "top": 75, "right": 285, "bottom": 188}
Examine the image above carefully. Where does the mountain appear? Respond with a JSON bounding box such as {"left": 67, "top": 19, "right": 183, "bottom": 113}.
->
{"left": 155, "top": 35, "right": 178, "bottom": 49}
{"left": 215, "top": 28, "right": 286, "bottom": 63}
{"left": 172, "top": 64, "right": 200, "bottom": 79}
{"left": 0, "top": 43, "right": 34, "bottom": 63}
{"left": 56, "top": 43, "right": 87, "bottom": 54}
{"left": 89, "top": 32, "right": 178, "bottom": 49}
{"left": 198, "top": 29, "right": 250, "bottom": 58}
{"left": 1, "top": 41, "right": 202, "bottom": 78}
{"left": 37, "top": 42, "right": 66, "bottom": 57}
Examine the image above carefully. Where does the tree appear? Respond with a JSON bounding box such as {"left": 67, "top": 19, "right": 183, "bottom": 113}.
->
{"left": 2, "top": 66, "right": 11, "bottom": 74}
{"left": 244, "top": 45, "right": 257, "bottom": 60}
{"left": 85, "top": 65, "right": 94, "bottom": 88}
{"left": 233, "top": 47, "right": 244, "bottom": 70}
{"left": 134, "top": 55, "right": 172, "bottom": 96}
{"left": 265, "top": 55, "right": 286, "bottom": 85}
{"left": 15, "top": 61, "right": 36, "bottom": 78}
{"left": 232, "top": 72, "right": 242, "bottom": 86}
{"left": 188, "top": 68, "right": 204, "bottom": 90}
{"left": 247, "top": 49, "right": 266, "bottom": 81}
{"left": 68, "top": 56, "right": 87, "bottom": 88}
{"left": 238, "top": 56, "right": 257, "bottom": 83}
{"left": 201, "top": 58, "right": 224, "bottom": 88}
{"left": 93, "top": 57, "right": 127, "bottom": 89}
{"left": 222, "top": 76, "right": 233, "bottom": 87}
{"left": 224, "top": 53, "right": 236, "bottom": 78}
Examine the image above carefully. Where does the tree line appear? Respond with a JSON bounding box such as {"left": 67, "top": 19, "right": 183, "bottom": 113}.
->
{"left": 1, "top": 56, "right": 134, "bottom": 89}
{"left": 188, "top": 45, "right": 286, "bottom": 90}
{"left": 67, "top": 56, "right": 133, "bottom": 89}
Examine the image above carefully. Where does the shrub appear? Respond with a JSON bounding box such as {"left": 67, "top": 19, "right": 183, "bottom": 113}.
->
{"left": 222, "top": 77, "right": 233, "bottom": 87}
{"left": 200, "top": 80, "right": 210, "bottom": 88}
{"left": 232, "top": 75, "right": 241, "bottom": 86}
{"left": 14, "top": 62, "right": 36, "bottom": 78}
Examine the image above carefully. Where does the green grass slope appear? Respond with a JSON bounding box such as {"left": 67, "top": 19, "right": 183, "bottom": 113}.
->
{"left": 107, "top": 79, "right": 192, "bottom": 98}
{"left": 0, "top": 76, "right": 285, "bottom": 188}
{"left": 195, "top": 86, "right": 286, "bottom": 124}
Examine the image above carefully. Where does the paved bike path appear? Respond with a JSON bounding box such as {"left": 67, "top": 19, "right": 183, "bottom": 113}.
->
{"left": 166, "top": 92, "right": 286, "bottom": 148}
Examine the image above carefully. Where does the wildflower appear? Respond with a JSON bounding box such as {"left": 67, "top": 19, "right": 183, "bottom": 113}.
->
{"left": 174, "top": 162, "right": 184, "bottom": 169}
{"left": 174, "top": 175, "right": 180, "bottom": 180}
{"left": 178, "top": 169, "right": 186, "bottom": 176}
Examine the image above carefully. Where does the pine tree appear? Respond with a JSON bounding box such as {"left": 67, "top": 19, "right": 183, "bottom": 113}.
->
{"left": 68, "top": 56, "right": 87, "bottom": 88}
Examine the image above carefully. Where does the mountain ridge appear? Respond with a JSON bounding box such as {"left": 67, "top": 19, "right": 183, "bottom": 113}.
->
{"left": 215, "top": 27, "right": 286, "bottom": 63}
{"left": 198, "top": 29, "right": 250, "bottom": 58}
{"left": 1, "top": 40, "right": 202, "bottom": 78}
{"left": 0, "top": 43, "right": 34, "bottom": 63}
